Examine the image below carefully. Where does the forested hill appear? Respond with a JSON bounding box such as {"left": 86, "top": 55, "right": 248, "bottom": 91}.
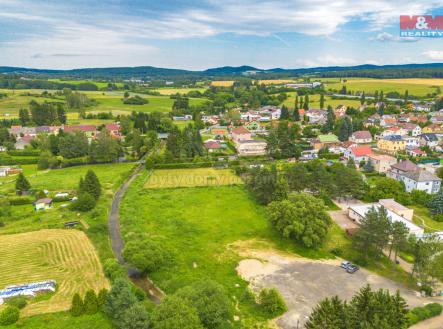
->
{"left": 2, "top": 63, "right": 443, "bottom": 80}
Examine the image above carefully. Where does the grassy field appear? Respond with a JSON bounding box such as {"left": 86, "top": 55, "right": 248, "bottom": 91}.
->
{"left": 0, "top": 89, "right": 64, "bottom": 117}
{"left": 0, "top": 229, "right": 108, "bottom": 316}
{"left": 282, "top": 92, "right": 362, "bottom": 109}
{"left": 324, "top": 78, "right": 442, "bottom": 97}
{"left": 411, "top": 205, "right": 443, "bottom": 232}
{"left": 48, "top": 79, "right": 124, "bottom": 89}
{"left": 6, "top": 312, "right": 112, "bottom": 329}
{"left": 144, "top": 168, "right": 243, "bottom": 189}
{"left": 152, "top": 87, "right": 207, "bottom": 95}
{"left": 258, "top": 79, "right": 295, "bottom": 85}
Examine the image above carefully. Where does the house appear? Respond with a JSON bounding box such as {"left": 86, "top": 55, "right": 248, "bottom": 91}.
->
{"left": 419, "top": 133, "right": 439, "bottom": 149}
{"left": 348, "top": 203, "right": 423, "bottom": 236}
{"left": 64, "top": 125, "right": 97, "bottom": 138}
{"left": 406, "top": 148, "right": 426, "bottom": 157}
{"left": 430, "top": 115, "right": 443, "bottom": 124}
{"left": 306, "top": 109, "right": 327, "bottom": 124}
{"left": 345, "top": 145, "right": 373, "bottom": 163}
{"left": 204, "top": 141, "right": 222, "bottom": 153}
{"left": 334, "top": 105, "right": 347, "bottom": 118}
{"left": 201, "top": 115, "right": 220, "bottom": 125}
{"left": 34, "top": 198, "right": 53, "bottom": 210}
{"left": 422, "top": 124, "right": 443, "bottom": 134}
{"left": 0, "top": 166, "right": 22, "bottom": 177}
{"left": 311, "top": 134, "right": 340, "bottom": 150}
{"left": 236, "top": 139, "right": 267, "bottom": 156}
{"left": 14, "top": 135, "right": 34, "bottom": 150}
{"left": 210, "top": 126, "right": 229, "bottom": 136}
{"left": 380, "top": 126, "right": 406, "bottom": 138}
{"left": 400, "top": 123, "right": 422, "bottom": 137}
{"left": 172, "top": 115, "right": 192, "bottom": 121}
{"left": 349, "top": 131, "right": 372, "bottom": 144}
{"left": 104, "top": 123, "right": 121, "bottom": 138}
{"left": 388, "top": 160, "right": 419, "bottom": 180}
{"left": 231, "top": 126, "right": 252, "bottom": 142}
{"left": 378, "top": 198, "right": 414, "bottom": 221}
{"left": 0, "top": 280, "right": 57, "bottom": 305}
{"left": 398, "top": 170, "right": 441, "bottom": 194}
{"left": 240, "top": 111, "right": 261, "bottom": 122}
{"left": 380, "top": 117, "right": 397, "bottom": 127}
{"left": 367, "top": 154, "right": 397, "bottom": 173}
{"left": 257, "top": 106, "right": 281, "bottom": 120}
{"left": 377, "top": 135, "right": 406, "bottom": 154}
{"left": 404, "top": 136, "right": 420, "bottom": 149}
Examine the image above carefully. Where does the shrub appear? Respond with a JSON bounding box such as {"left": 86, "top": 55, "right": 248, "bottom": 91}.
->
{"left": 425, "top": 303, "right": 443, "bottom": 317}
{"left": 433, "top": 214, "right": 443, "bottom": 222}
{"left": 5, "top": 296, "right": 27, "bottom": 309}
{"left": 8, "top": 197, "right": 33, "bottom": 205}
{"left": 70, "top": 293, "right": 84, "bottom": 317}
{"left": 0, "top": 221, "right": 4, "bottom": 227}
{"left": 97, "top": 288, "right": 108, "bottom": 307}
{"left": 258, "top": 288, "right": 287, "bottom": 317}
{"left": 70, "top": 192, "right": 96, "bottom": 212}
{"left": 103, "top": 258, "right": 126, "bottom": 281}
{"left": 0, "top": 306, "right": 20, "bottom": 326}
{"left": 330, "top": 247, "right": 343, "bottom": 256}
{"left": 83, "top": 290, "right": 99, "bottom": 315}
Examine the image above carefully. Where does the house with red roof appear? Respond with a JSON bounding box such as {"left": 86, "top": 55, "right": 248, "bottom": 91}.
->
{"left": 344, "top": 145, "right": 373, "bottom": 163}
{"left": 63, "top": 125, "right": 97, "bottom": 138}
{"left": 104, "top": 123, "right": 122, "bottom": 138}
{"left": 204, "top": 141, "right": 222, "bottom": 153}
{"left": 231, "top": 126, "right": 251, "bottom": 142}
{"left": 349, "top": 131, "right": 372, "bottom": 144}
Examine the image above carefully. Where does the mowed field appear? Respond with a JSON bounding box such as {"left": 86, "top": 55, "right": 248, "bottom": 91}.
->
{"left": 152, "top": 87, "right": 207, "bottom": 95}
{"left": 283, "top": 92, "right": 362, "bottom": 109}
{"left": 0, "top": 229, "right": 108, "bottom": 316}
{"left": 211, "top": 81, "right": 235, "bottom": 87}
{"left": 47, "top": 79, "right": 124, "bottom": 89}
{"left": 144, "top": 168, "right": 243, "bottom": 189}
{"left": 324, "top": 78, "right": 442, "bottom": 97}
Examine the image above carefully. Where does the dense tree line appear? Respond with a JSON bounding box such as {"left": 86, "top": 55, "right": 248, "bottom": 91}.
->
{"left": 165, "top": 125, "right": 204, "bottom": 160}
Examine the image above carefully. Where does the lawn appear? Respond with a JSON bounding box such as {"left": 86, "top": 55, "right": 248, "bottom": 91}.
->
{"left": 144, "top": 168, "right": 243, "bottom": 189}
{"left": 0, "top": 89, "right": 64, "bottom": 117}
{"left": 48, "top": 79, "right": 124, "bottom": 89}
{"left": 6, "top": 311, "right": 112, "bottom": 329}
{"left": 411, "top": 205, "right": 443, "bottom": 232}
{"left": 0, "top": 229, "right": 109, "bottom": 317}
{"left": 324, "top": 78, "right": 441, "bottom": 97}
{"left": 282, "top": 92, "right": 362, "bottom": 109}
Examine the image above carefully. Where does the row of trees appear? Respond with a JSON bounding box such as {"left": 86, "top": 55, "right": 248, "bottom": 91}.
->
{"left": 71, "top": 170, "right": 102, "bottom": 211}
{"left": 165, "top": 125, "right": 204, "bottom": 160}
{"left": 19, "top": 100, "right": 67, "bottom": 126}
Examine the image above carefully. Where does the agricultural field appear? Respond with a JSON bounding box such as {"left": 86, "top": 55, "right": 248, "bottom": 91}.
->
{"left": 282, "top": 92, "right": 362, "bottom": 109}
{"left": 152, "top": 87, "right": 207, "bottom": 95}
{"left": 0, "top": 229, "right": 108, "bottom": 316}
{"left": 48, "top": 79, "right": 124, "bottom": 89}
{"left": 258, "top": 79, "right": 295, "bottom": 85}
{"left": 144, "top": 168, "right": 243, "bottom": 189}
{"left": 0, "top": 89, "right": 64, "bottom": 117}
{"left": 8, "top": 312, "right": 112, "bottom": 329}
{"left": 324, "top": 78, "right": 442, "bottom": 97}
{"left": 211, "top": 80, "right": 235, "bottom": 87}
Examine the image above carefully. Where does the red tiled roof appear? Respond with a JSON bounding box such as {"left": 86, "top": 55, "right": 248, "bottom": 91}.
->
{"left": 350, "top": 146, "right": 372, "bottom": 157}
{"left": 204, "top": 141, "right": 222, "bottom": 149}
{"left": 64, "top": 125, "right": 96, "bottom": 133}
{"left": 232, "top": 126, "right": 250, "bottom": 134}
{"left": 105, "top": 123, "right": 120, "bottom": 131}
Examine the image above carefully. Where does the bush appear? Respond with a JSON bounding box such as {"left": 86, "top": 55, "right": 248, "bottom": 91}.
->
{"left": 433, "top": 214, "right": 443, "bottom": 222}
{"left": 258, "top": 288, "right": 287, "bottom": 317}
{"left": 5, "top": 296, "right": 27, "bottom": 309}
{"left": 330, "top": 247, "right": 343, "bottom": 256}
{"left": 8, "top": 197, "right": 33, "bottom": 205}
{"left": 70, "top": 293, "right": 84, "bottom": 317}
{"left": 70, "top": 192, "right": 96, "bottom": 212}
{"left": 426, "top": 303, "right": 443, "bottom": 316}
{"left": 103, "top": 258, "right": 126, "bottom": 281}
{"left": 0, "top": 221, "right": 4, "bottom": 227}
{"left": 83, "top": 290, "right": 99, "bottom": 315}
{"left": 0, "top": 306, "right": 20, "bottom": 326}
{"left": 97, "top": 288, "right": 108, "bottom": 307}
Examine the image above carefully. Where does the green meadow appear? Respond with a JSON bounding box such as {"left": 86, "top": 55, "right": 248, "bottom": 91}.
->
{"left": 283, "top": 92, "right": 362, "bottom": 109}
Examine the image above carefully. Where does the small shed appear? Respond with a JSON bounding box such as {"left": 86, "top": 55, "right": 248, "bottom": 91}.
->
{"left": 34, "top": 198, "right": 53, "bottom": 211}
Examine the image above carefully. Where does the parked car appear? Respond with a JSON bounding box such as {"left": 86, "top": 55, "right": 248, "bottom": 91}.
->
{"left": 346, "top": 265, "right": 359, "bottom": 274}
{"left": 340, "top": 261, "right": 351, "bottom": 269}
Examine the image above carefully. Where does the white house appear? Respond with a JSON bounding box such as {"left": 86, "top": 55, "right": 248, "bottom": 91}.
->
{"left": 404, "top": 136, "right": 420, "bottom": 148}
{"left": 350, "top": 131, "right": 372, "bottom": 144}
{"left": 236, "top": 139, "right": 267, "bottom": 156}
{"left": 34, "top": 198, "right": 53, "bottom": 210}
{"left": 348, "top": 203, "right": 424, "bottom": 236}
{"left": 419, "top": 133, "right": 439, "bottom": 149}
{"left": 397, "top": 170, "right": 441, "bottom": 194}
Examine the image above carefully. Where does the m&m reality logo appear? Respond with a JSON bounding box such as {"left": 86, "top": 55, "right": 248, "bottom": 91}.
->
{"left": 400, "top": 15, "right": 443, "bottom": 37}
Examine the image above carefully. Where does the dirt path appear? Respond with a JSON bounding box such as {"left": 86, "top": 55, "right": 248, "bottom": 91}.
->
{"left": 108, "top": 164, "right": 164, "bottom": 303}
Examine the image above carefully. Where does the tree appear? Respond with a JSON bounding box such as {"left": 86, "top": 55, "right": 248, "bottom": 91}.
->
{"left": 360, "top": 91, "right": 365, "bottom": 105}
{"left": 305, "top": 296, "right": 348, "bottom": 329}
{"left": 336, "top": 117, "right": 352, "bottom": 142}
{"left": 258, "top": 288, "right": 287, "bottom": 317}
{"left": 79, "top": 170, "right": 101, "bottom": 200}
{"left": 404, "top": 90, "right": 409, "bottom": 103}
{"left": 103, "top": 279, "right": 138, "bottom": 323}
{"left": 322, "top": 105, "right": 335, "bottom": 133}
{"left": 303, "top": 94, "right": 309, "bottom": 111}
{"left": 280, "top": 105, "right": 289, "bottom": 120}
{"left": 437, "top": 167, "right": 443, "bottom": 180}
{"left": 429, "top": 188, "right": 443, "bottom": 216}
{"left": 353, "top": 206, "right": 392, "bottom": 259}
{"left": 70, "top": 293, "right": 84, "bottom": 317}
{"left": 123, "top": 238, "right": 172, "bottom": 274}
{"left": 83, "top": 290, "right": 99, "bottom": 315}
{"left": 71, "top": 192, "right": 96, "bottom": 212}
{"left": 119, "top": 303, "right": 151, "bottom": 329}
{"left": 151, "top": 296, "right": 204, "bottom": 329}
{"left": 97, "top": 288, "right": 108, "bottom": 307}
{"left": 319, "top": 94, "right": 325, "bottom": 109}
{"left": 175, "top": 279, "right": 233, "bottom": 328}
{"left": 19, "top": 108, "right": 30, "bottom": 125}
{"left": 412, "top": 234, "right": 442, "bottom": 287}
{"left": 267, "top": 193, "right": 331, "bottom": 248}
{"left": 0, "top": 306, "right": 20, "bottom": 326}
{"left": 389, "top": 221, "right": 409, "bottom": 260}
{"left": 58, "top": 131, "right": 89, "bottom": 158}
{"left": 346, "top": 158, "right": 356, "bottom": 169}
{"left": 89, "top": 129, "right": 120, "bottom": 163}
{"left": 15, "top": 172, "right": 31, "bottom": 195}
{"left": 363, "top": 158, "right": 374, "bottom": 172}
{"left": 246, "top": 166, "right": 279, "bottom": 205}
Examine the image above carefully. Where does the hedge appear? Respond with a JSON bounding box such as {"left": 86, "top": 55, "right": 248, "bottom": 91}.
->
{"left": 8, "top": 197, "right": 33, "bottom": 205}
{"left": 0, "top": 156, "right": 38, "bottom": 165}
{"left": 7, "top": 150, "right": 40, "bottom": 156}
{"left": 408, "top": 303, "right": 442, "bottom": 326}
{"left": 153, "top": 162, "right": 214, "bottom": 169}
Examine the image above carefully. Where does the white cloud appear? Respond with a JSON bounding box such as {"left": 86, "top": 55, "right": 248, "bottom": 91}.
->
{"left": 371, "top": 32, "right": 419, "bottom": 42}
{"left": 423, "top": 50, "right": 443, "bottom": 60}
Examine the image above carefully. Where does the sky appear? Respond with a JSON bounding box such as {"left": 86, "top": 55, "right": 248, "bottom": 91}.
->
{"left": 1, "top": 0, "right": 443, "bottom": 70}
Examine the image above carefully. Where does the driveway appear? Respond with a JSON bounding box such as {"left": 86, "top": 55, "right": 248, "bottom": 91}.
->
{"left": 237, "top": 251, "right": 434, "bottom": 329}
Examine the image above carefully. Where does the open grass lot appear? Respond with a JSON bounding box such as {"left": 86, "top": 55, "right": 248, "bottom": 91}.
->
{"left": 324, "top": 78, "right": 442, "bottom": 97}
{"left": 0, "top": 89, "right": 64, "bottom": 117}
{"left": 283, "top": 92, "right": 362, "bottom": 109}
{"left": 144, "top": 168, "right": 243, "bottom": 189}
{"left": 411, "top": 205, "right": 443, "bottom": 232}
{"left": 0, "top": 229, "right": 109, "bottom": 317}
{"left": 152, "top": 87, "right": 207, "bottom": 95}
{"left": 7, "top": 312, "right": 112, "bottom": 329}
{"left": 6, "top": 312, "right": 112, "bottom": 329}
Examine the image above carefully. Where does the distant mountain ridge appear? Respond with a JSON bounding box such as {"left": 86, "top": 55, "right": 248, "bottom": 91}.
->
{"left": 1, "top": 63, "right": 443, "bottom": 79}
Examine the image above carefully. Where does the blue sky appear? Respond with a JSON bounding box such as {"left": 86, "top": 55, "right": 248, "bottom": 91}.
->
{"left": 1, "top": 0, "right": 443, "bottom": 69}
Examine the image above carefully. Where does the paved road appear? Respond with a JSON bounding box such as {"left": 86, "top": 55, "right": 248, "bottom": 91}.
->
{"left": 108, "top": 164, "right": 164, "bottom": 303}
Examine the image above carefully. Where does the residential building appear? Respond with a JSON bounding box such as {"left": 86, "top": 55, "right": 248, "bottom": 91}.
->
{"left": 231, "top": 126, "right": 252, "bottom": 142}
{"left": 345, "top": 145, "right": 373, "bottom": 163}
{"left": 419, "top": 133, "right": 439, "bottom": 149}
{"left": 378, "top": 198, "right": 414, "bottom": 221}
{"left": 0, "top": 167, "right": 22, "bottom": 177}
{"left": 388, "top": 160, "right": 419, "bottom": 179}
{"left": 204, "top": 141, "right": 222, "bottom": 153}
{"left": 400, "top": 123, "right": 422, "bottom": 136}
{"left": 422, "top": 124, "right": 443, "bottom": 134}
{"left": 350, "top": 131, "right": 372, "bottom": 144}
{"left": 63, "top": 125, "right": 97, "bottom": 138}
{"left": 334, "top": 105, "right": 347, "bottom": 118}
{"left": 34, "top": 198, "right": 53, "bottom": 211}
{"left": 377, "top": 135, "right": 406, "bottom": 154}
{"left": 306, "top": 109, "right": 327, "bottom": 124}
{"left": 236, "top": 139, "right": 267, "bottom": 156}
{"left": 398, "top": 170, "right": 441, "bottom": 194}
{"left": 380, "top": 126, "right": 406, "bottom": 137}
{"left": 404, "top": 136, "right": 420, "bottom": 148}
{"left": 406, "top": 148, "right": 426, "bottom": 157}
{"left": 14, "top": 135, "right": 34, "bottom": 150}
{"left": 367, "top": 154, "right": 397, "bottom": 173}
{"left": 311, "top": 134, "right": 340, "bottom": 150}
{"left": 104, "top": 123, "right": 122, "bottom": 138}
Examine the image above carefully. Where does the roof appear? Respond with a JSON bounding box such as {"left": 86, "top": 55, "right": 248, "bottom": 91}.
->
{"left": 348, "top": 204, "right": 423, "bottom": 235}
{"left": 378, "top": 199, "right": 410, "bottom": 212}
{"left": 402, "top": 170, "right": 441, "bottom": 182}
{"left": 401, "top": 123, "right": 419, "bottom": 130}
{"left": 420, "top": 133, "right": 438, "bottom": 142}
{"left": 368, "top": 154, "right": 396, "bottom": 161}
{"left": 34, "top": 198, "right": 52, "bottom": 204}
{"left": 352, "top": 131, "right": 372, "bottom": 140}
{"left": 408, "top": 148, "right": 426, "bottom": 155}
{"left": 64, "top": 125, "right": 96, "bottom": 133}
{"left": 391, "top": 160, "right": 419, "bottom": 172}
{"left": 204, "top": 141, "right": 222, "bottom": 149}
{"left": 231, "top": 126, "right": 250, "bottom": 135}
{"left": 237, "top": 139, "right": 267, "bottom": 145}
{"left": 318, "top": 134, "right": 339, "bottom": 143}
{"left": 105, "top": 123, "right": 120, "bottom": 131}
{"left": 383, "top": 135, "right": 403, "bottom": 141}
{"left": 350, "top": 145, "right": 372, "bottom": 157}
